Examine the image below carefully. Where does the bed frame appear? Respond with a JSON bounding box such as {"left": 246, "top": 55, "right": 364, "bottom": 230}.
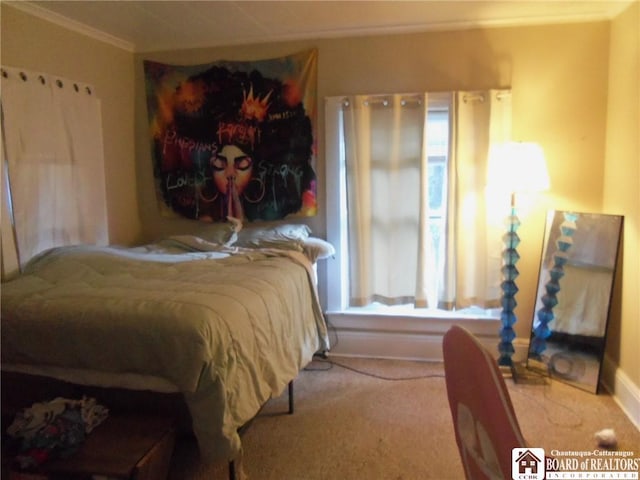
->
{"left": 229, "top": 380, "right": 294, "bottom": 480}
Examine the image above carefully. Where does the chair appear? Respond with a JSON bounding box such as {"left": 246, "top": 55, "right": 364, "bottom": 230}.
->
{"left": 443, "top": 325, "right": 527, "bottom": 480}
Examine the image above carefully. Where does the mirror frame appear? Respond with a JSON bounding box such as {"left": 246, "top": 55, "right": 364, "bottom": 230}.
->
{"left": 527, "top": 210, "right": 623, "bottom": 393}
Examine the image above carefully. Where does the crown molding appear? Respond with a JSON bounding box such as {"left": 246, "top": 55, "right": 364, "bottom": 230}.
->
{"left": 5, "top": 0, "right": 632, "bottom": 53}
{"left": 5, "top": 1, "right": 135, "bottom": 52}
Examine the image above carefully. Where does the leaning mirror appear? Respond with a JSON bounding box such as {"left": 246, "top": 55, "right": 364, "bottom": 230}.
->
{"left": 527, "top": 211, "right": 623, "bottom": 393}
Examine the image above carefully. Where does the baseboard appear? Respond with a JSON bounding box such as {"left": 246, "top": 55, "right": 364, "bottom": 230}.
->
{"left": 601, "top": 354, "right": 640, "bottom": 430}
{"left": 512, "top": 337, "right": 532, "bottom": 364}
{"left": 328, "top": 329, "right": 445, "bottom": 361}
{"left": 328, "top": 329, "right": 529, "bottom": 363}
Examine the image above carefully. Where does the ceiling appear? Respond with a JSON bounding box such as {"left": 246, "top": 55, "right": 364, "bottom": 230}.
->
{"left": 7, "top": 0, "right": 634, "bottom": 53}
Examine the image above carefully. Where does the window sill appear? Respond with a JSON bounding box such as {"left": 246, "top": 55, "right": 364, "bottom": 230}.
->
{"left": 336, "top": 304, "right": 500, "bottom": 318}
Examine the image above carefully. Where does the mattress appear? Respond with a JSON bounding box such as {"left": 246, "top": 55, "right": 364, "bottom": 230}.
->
{"left": 1, "top": 237, "right": 329, "bottom": 462}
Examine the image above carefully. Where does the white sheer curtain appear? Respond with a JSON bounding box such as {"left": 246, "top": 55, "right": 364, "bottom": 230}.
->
{"left": 1, "top": 66, "right": 108, "bottom": 279}
{"left": 444, "top": 90, "right": 512, "bottom": 309}
{"left": 343, "top": 93, "right": 433, "bottom": 307}
{"left": 341, "top": 89, "right": 511, "bottom": 310}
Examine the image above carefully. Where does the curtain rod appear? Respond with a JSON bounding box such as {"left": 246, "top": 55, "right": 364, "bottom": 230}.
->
{"left": 0, "top": 67, "right": 94, "bottom": 96}
{"left": 342, "top": 94, "right": 424, "bottom": 108}
{"left": 341, "top": 90, "right": 511, "bottom": 108}
{"left": 462, "top": 91, "right": 511, "bottom": 103}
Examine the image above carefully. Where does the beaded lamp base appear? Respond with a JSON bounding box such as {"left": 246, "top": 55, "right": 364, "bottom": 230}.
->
{"left": 497, "top": 209, "right": 520, "bottom": 367}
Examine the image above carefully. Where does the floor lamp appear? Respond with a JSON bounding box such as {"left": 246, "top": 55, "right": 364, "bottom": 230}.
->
{"left": 487, "top": 142, "right": 550, "bottom": 376}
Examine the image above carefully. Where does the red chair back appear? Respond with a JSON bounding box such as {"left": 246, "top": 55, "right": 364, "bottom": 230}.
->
{"left": 443, "top": 325, "right": 527, "bottom": 479}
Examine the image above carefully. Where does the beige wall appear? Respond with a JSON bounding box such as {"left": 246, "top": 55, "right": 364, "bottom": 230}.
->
{"left": 136, "top": 21, "right": 610, "bottom": 343}
{"left": 3, "top": 4, "right": 636, "bottom": 394}
{"left": 603, "top": 1, "right": 640, "bottom": 392}
{"left": 1, "top": 5, "right": 141, "bottom": 246}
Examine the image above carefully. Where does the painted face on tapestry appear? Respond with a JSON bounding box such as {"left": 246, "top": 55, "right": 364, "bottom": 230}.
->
{"left": 211, "top": 144, "right": 253, "bottom": 218}
{"left": 212, "top": 144, "right": 253, "bottom": 194}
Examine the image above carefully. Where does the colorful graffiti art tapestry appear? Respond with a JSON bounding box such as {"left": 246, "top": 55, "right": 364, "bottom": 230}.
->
{"left": 143, "top": 49, "right": 318, "bottom": 222}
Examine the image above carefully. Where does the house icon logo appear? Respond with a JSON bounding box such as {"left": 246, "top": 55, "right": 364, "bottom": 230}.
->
{"left": 512, "top": 447, "right": 545, "bottom": 480}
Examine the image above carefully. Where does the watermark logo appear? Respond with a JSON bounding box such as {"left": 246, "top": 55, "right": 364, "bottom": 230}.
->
{"left": 513, "top": 448, "right": 639, "bottom": 479}
{"left": 512, "top": 448, "right": 546, "bottom": 480}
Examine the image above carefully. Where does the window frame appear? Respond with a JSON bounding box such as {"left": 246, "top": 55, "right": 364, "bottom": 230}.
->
{"left": 322, "top": 93, "right": 502, "bottom": 361}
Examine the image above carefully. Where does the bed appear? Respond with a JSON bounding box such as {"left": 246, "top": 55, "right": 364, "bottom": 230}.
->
{"left": 1, "top": 225, "right": 332, "bottom": 466}
{"left": 548, "top": 263, "right": 613, "bottom": 338}
{"left": 533, "top": 262, "right": 613, "bottom": 338}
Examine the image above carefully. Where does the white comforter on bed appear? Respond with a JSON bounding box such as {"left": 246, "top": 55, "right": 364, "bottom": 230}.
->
{"left": 1, "top": 237, "right": 329, "bottom": 462}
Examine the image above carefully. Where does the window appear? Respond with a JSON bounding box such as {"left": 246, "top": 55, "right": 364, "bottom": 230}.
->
{"left": 325, "top": 90, "right": 511, "bottom": 319}
{"left": 425, "top": 108, "right": 449, "bottom": 285}
{"left": 325, "top": 93, "right": 451, "bottom": 314}
{"left": 1, "top": 67, "right": 108, "bottom": 278}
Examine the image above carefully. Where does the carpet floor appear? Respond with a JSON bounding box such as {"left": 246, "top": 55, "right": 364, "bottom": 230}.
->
{"left": 167, "top": 357, "right": 640, "bottom": 480}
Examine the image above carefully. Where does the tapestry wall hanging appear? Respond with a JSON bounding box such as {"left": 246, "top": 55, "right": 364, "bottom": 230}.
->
{"left": 143, "top": 49, "right": 318, "bottom": 222}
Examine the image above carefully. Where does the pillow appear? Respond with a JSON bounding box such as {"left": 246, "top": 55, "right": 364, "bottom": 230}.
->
{"left": 196, "top": 217, "right": 243, "bottom": 246}
{"left": 235, "top": 223, "right": 312, "bottom": 251}
{"left": 302, "top": 237, "right": 336, "bottom": 263}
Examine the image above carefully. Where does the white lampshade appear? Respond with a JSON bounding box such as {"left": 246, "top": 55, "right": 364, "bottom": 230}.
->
{"left": 487, "top": 142, "right": 550, "bottom": 193}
